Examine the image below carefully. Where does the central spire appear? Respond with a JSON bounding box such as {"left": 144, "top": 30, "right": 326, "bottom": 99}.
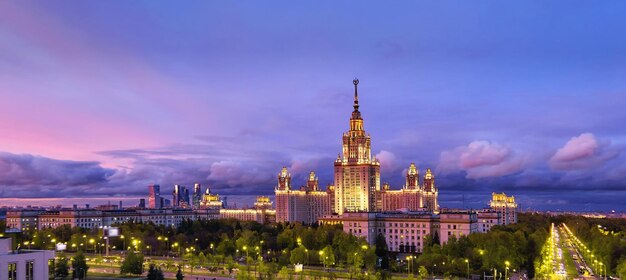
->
{"left": 351, "top": 78, "right": 362, "bottom": 120}
{"left": 353, "top": 78, "right": 359, "bottom": 111}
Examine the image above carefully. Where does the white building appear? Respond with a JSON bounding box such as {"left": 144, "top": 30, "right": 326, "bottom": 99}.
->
{"left": 0, "top": 238, "right": 54, "bottom": 280}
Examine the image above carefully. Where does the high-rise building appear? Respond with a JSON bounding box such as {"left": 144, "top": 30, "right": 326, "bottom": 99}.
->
{"left": 275, "top": 79, "right": 440, "bottom": 223}
{"left": 489, "top": 192, "right": 517, "bottom": 225}
{"left": 334, "top": 79, "right": 381, "bottom": 214}
{"left": 148, "top": 184, "right": 161, "bottom": 209}
{"left": 193, "top": 183, "right": 202, "bottom": 208}
{"left": 173, "top": 185, "right": 190, "bottom": 208}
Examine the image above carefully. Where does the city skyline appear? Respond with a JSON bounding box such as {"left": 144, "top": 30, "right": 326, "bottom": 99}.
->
{"left": 1, "top": 2, "right": 626, "bottom": 211}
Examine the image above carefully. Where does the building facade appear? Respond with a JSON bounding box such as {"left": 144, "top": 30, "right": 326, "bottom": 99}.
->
{"left": 0, "top": 238, "right": 54, "bottom": 280}
{"left": 320, "top": 210, "right": 476, "bottom": 253}
{"left": 148, "top": 185, "right": 161, "bottom": 209}
{"left": 219, "top": 196, "right": 276, "bottom": 224}
{"left": 334, "top": 79, "right": 381, "bottom": 214}
{"left": 477, "top": 210, "right": 500, "bottom": 233}
{"left": 275, "top": 168, "right": 334, "bottom": 224}
{"left": 378, "top": 164, "right": 440, "bottom": 213}
{"left": 192, "top": 183, "right": 202, "bottom": 209}
{"left": 6, "top": 210, "right": 42, "bottom": 232}
{"left": 276, "top": 79, "right": 440, "bottom": 223}
{"left": 438, "top": 211, "right": 478, "bottom": 244}
{"left": 489, "top": 192, "right": 517, "bottom": 225}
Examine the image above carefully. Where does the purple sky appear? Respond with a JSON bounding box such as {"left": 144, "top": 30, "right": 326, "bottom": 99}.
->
{"left": 1, "top": 1, "right": 625, "bottom": 211}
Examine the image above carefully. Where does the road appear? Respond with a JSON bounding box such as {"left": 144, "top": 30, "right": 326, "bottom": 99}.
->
{"left": 89, "top": 266, "right": 235, "bottom": 280}
{"left": 558, "top": 224, "right": 602, "bottom": 280}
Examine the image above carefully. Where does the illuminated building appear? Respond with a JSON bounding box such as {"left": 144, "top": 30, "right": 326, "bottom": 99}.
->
{"left": 199, "top": 186, "right": 223, "bottom": 209}
{"left": 219, "top": 196, "right": 276, "bottom": 223}
{"left": 275, "top": 168, "right": 333, "bottom": 224}
{"left": 148, "top": 184, "right": 161, "bottom": 209}
{"left": 334, "top": 79, "right": 381, "bottom": 214}
{"left": 192, "top": 183, "right": 202, "bottom": 209}
{"left": 7, "top": 208, "right": 217, "bottom": 230}
{"left": 254, "top": 196, "right": 273, "bottom": 210}
{"left": 320, "top": 209, "right": 477, "bottom": 252}
{"left": 489, "top": 192, "right": 517, "bottom": 225}
{"left": 477, "top": 210, "right": 500, "bottom": 233}
{"left": 277, "top": 79, "right": 440, "bottom": 222}
{"left": 0, "top": 238, "right": 54, "bottom": 280}
{"left": 438, "top": 210, "right": 478, "bottom": 244}
{"left": 172, "top": 185, "right": 190, "bottom": 208}
{"left": 5, "top": 210, "right": 42, "bottom": 232}
{"left": 378, "top": 164, "right": 439, "bottom": 213}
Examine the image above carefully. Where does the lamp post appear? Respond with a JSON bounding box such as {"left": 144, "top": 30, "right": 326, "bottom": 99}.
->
{"left": 465, "top": 259, "right": 469, "bottom": 280}
{"left": 319, "top": 251, "right": 325, "bottom": 269}
{"left": 121, "top": 235, "right": 125, "bottom": 252}
{"left": 505, "top": 261, "right": 510, "bottom": 280}
{"left": 405, "top": 256, "right": 411, "bottom": 277}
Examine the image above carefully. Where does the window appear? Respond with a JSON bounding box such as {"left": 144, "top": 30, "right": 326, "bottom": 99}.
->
{"left": 26, "top": 260, "right": 34, "bottom": 280}
{"left": 8, "top": 262, "right": 17, "bottom": 280}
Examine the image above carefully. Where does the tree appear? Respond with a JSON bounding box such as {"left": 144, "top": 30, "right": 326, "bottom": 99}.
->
{"left": 290, "top": 245, "right": 308, "bottom": 265}
{"left": 374, "top": 234, "right": 389, "bottom": 270}
{"left": 55, "top": 254, "right": 70, "bottom": 279}
{"left": 617, "top": 258, "right": 626, "bottom": 279}
{"left": 320, "top": 245, "right": 335, "bottom": 268}
{"left": 176, "top": 266, "right": 184, "bottom": 280}
{"left": 147, "top": 264, "right": 165, "bottom": 280}
{"left": 120, "top": 250, "right": 144, "bottom": 275}
{"left": 418, "top": 266, "right": 428, "bottom": 280}
{"left": 71, "top": 251, "right": 89, "bottom": 280}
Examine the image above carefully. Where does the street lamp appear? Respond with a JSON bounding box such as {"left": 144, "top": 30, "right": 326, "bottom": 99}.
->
{"left": 465, "top": 259, "right": 469, "bottom": 280}
{"left": 505, "top": 261, "right": 510, "bottom": 280}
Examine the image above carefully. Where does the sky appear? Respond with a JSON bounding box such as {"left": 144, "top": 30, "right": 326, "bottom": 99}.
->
{"left": 1, "top": 1, "right": 625, "bottom": 211}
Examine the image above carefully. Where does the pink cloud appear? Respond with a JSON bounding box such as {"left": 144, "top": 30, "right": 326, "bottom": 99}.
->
{"left": 549, "top": 133, "right": 619, "bottom": 170}
{"left": 438, "top": 140, "right": 525, "bottom": 179}
{"left": 375, "top": 150, "right": 397, "bottom": 172}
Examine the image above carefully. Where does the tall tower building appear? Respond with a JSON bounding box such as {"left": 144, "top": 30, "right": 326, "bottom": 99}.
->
{"left": 334, "top": 79, "right": 381, "bottom": 214}
{"left": 422, "top": 168, "right": 439, "bottom": 212}
{"left": 148, "top": 184, "right": 162, "bottom": 209}
{"left": 173, "top": 185, "right": 190, "bottom": 208}
{"left": 405, "top": 163, "right": 419, "bottom": 190}
{"left": 490, "top": 192, "right": 517, "bottom": 224}
{"left": 193, "top": 183, "right": 202, "bottom": 208}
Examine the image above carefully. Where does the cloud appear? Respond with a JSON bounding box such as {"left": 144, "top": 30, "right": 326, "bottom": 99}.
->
{"left": 0, "top": 152, "right": 115, "bottom": 197}
{"left": 549, "top": 133, "right": 619, "bottom": 170}
{"left": 375, "top": 150, "right": 398, "bottom": 173}
{"left": 438, "top": 140, "right": 525, "bottom": 179}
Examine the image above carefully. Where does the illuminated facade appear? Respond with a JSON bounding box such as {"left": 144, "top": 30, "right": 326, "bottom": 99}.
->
{"left": 275, "top": 168, "right": 333, "bottom": 224}
{"left": 172, "top": 185, "right": 190, "bottom": 208}
{"left": 489, "top": 192, "right": 517, "bottom": 225}
{"left": 5, "top": 210, "right": 42, "bottom": 232}
{"left": 219, "top": 196, "right": 276, "bottom": 224}
{"left": 320, "top": 210, "right": 477, "bottom": 253}
{"left": 334, "top": 79, "right": 381, "bottom": 214}
{"left": 192, "top": 183, "right": 202, "bottom": 208}
{"left": 199, "top": 186, "right": 223, "bottom": 209}
{"left": 148, "top": 184, "right": 162, "bottom": 209}
{"left": 378, "top": 164, "right": 439, "bottom": 213}
{"left": 276, "top": 79, "right": 440, "bottom": 223}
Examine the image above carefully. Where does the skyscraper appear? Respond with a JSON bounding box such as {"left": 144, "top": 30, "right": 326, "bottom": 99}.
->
{"left": 193, "top": 183, "right": 202, "bottom": 208}
{"left": 148, "top": 184, "right": 161, "bottom": 209}
{"left": 173, "top": 185, "right": 190, "bottom": 208}
{"left": 334, "top": 79, "right": 381, "bottom": 214}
